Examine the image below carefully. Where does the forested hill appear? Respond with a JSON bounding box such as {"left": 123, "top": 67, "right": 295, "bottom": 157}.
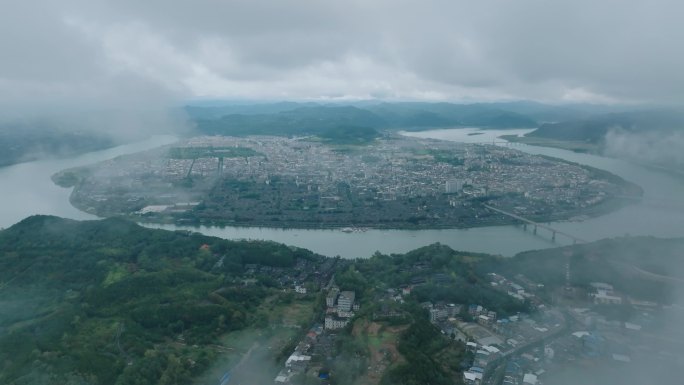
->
{"left": 4, "top": 215, "right": 680, "bottom": 384}
{"left": 364, "top": 102, "right": 538, "bottom": 129}
{"left": 498, "top": 236, "right": 684, "bottom": 304}
{"left": 0, "top": 216, "right": 523, "bottom": 385}
{"left": 193, "top": 106, "right": 386, "bottom": 137}
{"left": 0, "top": 124, "right": 116, "bottom": 167}
{"left": 0, "top": 216, "right": 322, "bottom": 385}
{"left": 0, "top": 215, "right": 316, "bottom": 269}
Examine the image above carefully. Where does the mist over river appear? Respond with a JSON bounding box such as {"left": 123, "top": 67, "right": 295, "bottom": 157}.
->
{"left": 2, "top": 129, "right": 683, "bottom": 258}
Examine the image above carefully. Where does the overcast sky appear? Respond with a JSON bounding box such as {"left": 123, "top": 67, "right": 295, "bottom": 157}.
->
{"left": 1, "top": 0, "right": 683, "bottom": 109}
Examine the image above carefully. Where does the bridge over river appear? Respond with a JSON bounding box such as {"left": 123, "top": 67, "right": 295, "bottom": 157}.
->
{"left": 483, "top": 204, "right": 587, "bottom": 244}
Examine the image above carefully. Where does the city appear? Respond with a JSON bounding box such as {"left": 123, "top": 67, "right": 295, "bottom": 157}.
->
{"left": 57, "top": 134, "right": 641, "bottom": 229}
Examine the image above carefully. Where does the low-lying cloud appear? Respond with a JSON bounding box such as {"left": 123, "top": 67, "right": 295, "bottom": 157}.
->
{"left": 604, "top": 129, "right": 684, "bottom": 169}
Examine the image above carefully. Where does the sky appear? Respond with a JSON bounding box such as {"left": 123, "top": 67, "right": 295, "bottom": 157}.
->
{"left": 1, "top": 0, "right": 683, "bottom": 109}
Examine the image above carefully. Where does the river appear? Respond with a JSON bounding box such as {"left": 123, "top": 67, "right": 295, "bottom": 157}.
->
{"left": 1, "top": 129, "right": 683, "bottom": 258}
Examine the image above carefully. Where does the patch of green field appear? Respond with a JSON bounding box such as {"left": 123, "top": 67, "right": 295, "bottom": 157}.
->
{"left": 368, "top": 331, "right": 392, "bottom": 348}
{"left": 255, "top": 293, "right": 317, "bottom": 327}
{"left": 103, "top": 263, "right": 128, "bottom": 287}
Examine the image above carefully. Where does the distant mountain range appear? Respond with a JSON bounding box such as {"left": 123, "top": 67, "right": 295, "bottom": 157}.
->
{"left": 192, "top": 106, "right": 387, "bottom": 137}
{"left": 2, "top": 101, "right": 681, "bottom": 168}
{"left": 2, "top": 215, "right": 682, "bottom": 384}
{"left": 186, "top": 101, "right": 550, "bottom": 137}
{"left": 186, "top": 101, "right": 683, "bottom": 145}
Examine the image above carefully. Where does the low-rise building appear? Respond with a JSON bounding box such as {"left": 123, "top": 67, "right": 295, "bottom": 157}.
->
{"left": 592, "top": 291, "right": 622, "bottom": 305}
{"left": 295, "top": 284, "right": 307, "bottom": 294}
{"left": 337, "top": 310, "right": 355, "bottom": 318}
{"left": 430, "top": 307, "right": 449, "bottom": 322}
{"left": 325, "top": 316, "right": 349, "bottom": 330}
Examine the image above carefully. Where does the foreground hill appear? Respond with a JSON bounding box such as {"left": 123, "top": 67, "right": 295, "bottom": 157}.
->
{"left": 0, "top": 216, "right": 532, "bottom": 385}
{"left": 2, "top": 216, "right": 682, "bottom": 385}
{"left": 0, "top": 216, "right": 325, "bottom": 385}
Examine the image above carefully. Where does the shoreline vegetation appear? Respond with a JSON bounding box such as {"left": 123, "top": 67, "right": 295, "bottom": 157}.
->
{"left": 125, "top": 190, "right": 639, "bottom": 231}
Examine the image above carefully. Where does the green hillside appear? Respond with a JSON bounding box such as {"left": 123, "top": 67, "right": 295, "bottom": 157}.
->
{"left": 3, "top": 215, "right": 680, "bottom": 384}
{"left": 0, "top": 216, "right": 321, "bottom": 385}
{"left": 0, "top": 217, "right": 522, "bottom": 385}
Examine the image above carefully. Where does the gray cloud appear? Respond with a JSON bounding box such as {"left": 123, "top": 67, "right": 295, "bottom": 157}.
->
{"left": 1, "top": 0, "right": 684, "bottom": 108}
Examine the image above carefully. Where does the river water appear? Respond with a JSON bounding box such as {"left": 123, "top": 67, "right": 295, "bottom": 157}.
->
{"left": 1, "top": 129, "right": 683, "bottom": 258}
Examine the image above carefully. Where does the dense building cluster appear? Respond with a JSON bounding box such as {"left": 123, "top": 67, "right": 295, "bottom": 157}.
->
{"left": 169, "top": 136, "right": 612, "bottom": 208}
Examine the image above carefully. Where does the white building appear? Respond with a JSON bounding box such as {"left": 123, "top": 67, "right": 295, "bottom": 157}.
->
{"left": 590, "top": 282, "right": 614, "bottom": 293}
{"left": 337, "top": 291, "right": 356, "bottom": 312}
{"left": 294, "top": 284, "right": 307, "bottom": 294}
{"left": 285, "top": 352, "right": 312, "bottom": 368}
{"left": 325, "top": 316, "right": 349, "bottom": 330}
{"left": 464, "top": 370, "right": 483, "bottom": 384}
{"left": 446, "top": 179, "right": 464, "bottom": 194}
